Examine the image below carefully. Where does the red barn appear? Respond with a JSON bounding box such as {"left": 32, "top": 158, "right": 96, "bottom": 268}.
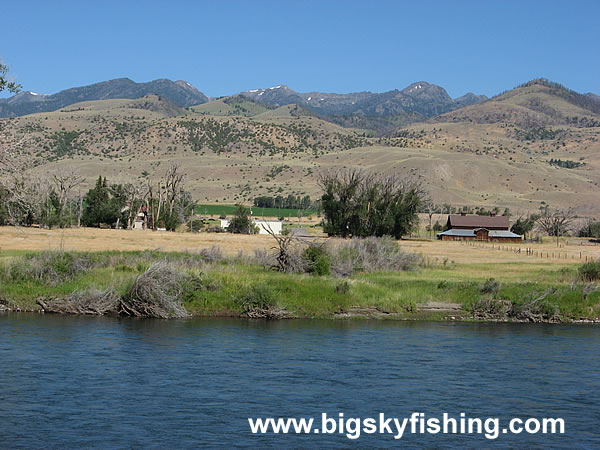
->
{"left": 436, "top": 213, "right": 522, "bottom": 242}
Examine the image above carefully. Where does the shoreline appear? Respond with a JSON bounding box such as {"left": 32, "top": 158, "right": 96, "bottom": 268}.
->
{"left": 2, "top": 310, "right": 600, "bottom": 325}
{"left": 1, "top": 247, "right": 599, "bottom": 325}
{"left": 2, "top": 303, "right": 599, "bottom": 325}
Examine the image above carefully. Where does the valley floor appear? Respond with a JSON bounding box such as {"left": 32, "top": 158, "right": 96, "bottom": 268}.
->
{"left": 0, "top": 227, "right": 599, "bottom": 323}
{"left": 1, "top": 226, "right": 598, "bottom": 263}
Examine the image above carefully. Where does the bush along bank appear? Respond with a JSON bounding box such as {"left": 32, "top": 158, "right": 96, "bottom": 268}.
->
{"left": 0, "top": 245, "right": 599, "bottom": 322}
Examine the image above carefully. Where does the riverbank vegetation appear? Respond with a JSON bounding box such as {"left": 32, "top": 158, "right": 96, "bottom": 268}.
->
{"left": 1, "top": 243, "right": 598, "bottom": 322}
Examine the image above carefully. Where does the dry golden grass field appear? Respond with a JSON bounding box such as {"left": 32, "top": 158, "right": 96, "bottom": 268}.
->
{"left": 1, "top": 226, "right": 598, "bottom": 265}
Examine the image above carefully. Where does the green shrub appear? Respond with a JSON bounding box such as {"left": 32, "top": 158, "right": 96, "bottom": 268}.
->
{"left": 8, "top": 251, "right": 92, "bottom": 285}
{"left": 136, "top": 262, "right": 149, "bottom": 272}
{"left": 234, "top": 284, "right": 287, "bottom": 318}
{"left": 304, "top": 245, "right": 331, "bottom": 276}
{"left": 437, "top": 280, "right": 449, "bottom": 289}
{"left": 115, "top": 264, "right": 135, "bottom": 272}
{"left": 335, "top": 280, "right": 350, "bottom": 294}
{"left": 579, "top": 261, "right": 600, "bottom": 282}
{"left": 480, "top": 278, "right": 500, "bottom": 294}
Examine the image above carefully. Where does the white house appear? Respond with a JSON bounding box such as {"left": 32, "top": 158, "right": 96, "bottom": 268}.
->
{"left": 254, "top": 220, "right": 282, "bottom": 235}
{"left": 220, "top": 218, "right": 282, "bottom": 235}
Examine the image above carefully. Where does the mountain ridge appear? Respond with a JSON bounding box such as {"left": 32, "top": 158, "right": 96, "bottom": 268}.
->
{"left": 0, "top": 78, "right": 209, "bottom": 118}
{"left": 1, "top": 78, "right": 488, "bottom": 133}
{"left": 237, "top": 82, "right": 488, "bottom": 132}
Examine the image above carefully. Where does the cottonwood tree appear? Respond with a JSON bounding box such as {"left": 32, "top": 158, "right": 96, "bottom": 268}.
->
{"left": 164, "top": 163, "right": 187, "bottom": 229}
{"left": 577, "top": 218, "right": 600, "bottom": 239}
{"left": 319, "top": 169, "right": 426, "bottom": 239}
{"left": 510, "top": 213, "right": 538, "bottom": 239}
{"left": 123, "top": 183, "right": 148, "bottom": 229}
{"left": 51, "top": 169, "right": 84, "bottom": 225}
{"left": 1, "top": 173, "right": 51, "bottom": 226}
{"left": 536, "top": 207, "right": 575, "bottom": 245}
{"left": 145, "top": 164, "right": 192, "bottom": 231}
{"left": 424, "top": 200, "right": 439, "bottom": 238}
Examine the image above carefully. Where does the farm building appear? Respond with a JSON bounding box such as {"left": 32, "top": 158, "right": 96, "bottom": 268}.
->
{"left": 220, "top": 219, "right": 282, "bottom": 235}
{"left": 436, "top": 213, "right": 522, "bottom": 242}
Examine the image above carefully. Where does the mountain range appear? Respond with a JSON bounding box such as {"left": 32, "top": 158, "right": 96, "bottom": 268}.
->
{"left": 0, "top": 78, "right": 488, "bottom": 133}
{"left": 0, "top": 78, "right": 209, "bottom": 118}
{"left": 1, "top": 77, "right": 599, "bottom": 215}
{"left": 237, "top": 82, "right": 487, "bottom": 131}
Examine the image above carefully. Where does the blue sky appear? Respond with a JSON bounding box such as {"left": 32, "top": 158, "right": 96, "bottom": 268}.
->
{"left": 2, "top": 0, "right": 599, "bottom": 98}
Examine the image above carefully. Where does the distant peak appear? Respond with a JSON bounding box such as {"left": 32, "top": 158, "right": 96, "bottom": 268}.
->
{"left": 175, "top": 80, "right": 199, "bottom": 90}
{"left": 22, "top": 90, "right": 45, "bottom": 96}
{"left": 405, "top": 81, "right": 432, "bottom": 89}
{"left": 107, "top": 77, "right": 134, "bottom": 83}
{"left": 244, "top": 85, "right": 293, "bottom": 93}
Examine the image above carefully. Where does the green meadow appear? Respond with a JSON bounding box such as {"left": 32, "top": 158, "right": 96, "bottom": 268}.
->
{"left": 1, "top": 249, "right": 598, "bottom": 322}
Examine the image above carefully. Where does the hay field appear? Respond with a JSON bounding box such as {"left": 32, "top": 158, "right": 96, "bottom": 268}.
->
{"left": 1, "top": 226, "right": 598, "bottom": 265}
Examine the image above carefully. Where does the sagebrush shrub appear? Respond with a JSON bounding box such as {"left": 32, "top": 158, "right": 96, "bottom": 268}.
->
{"left": 579, "top": 261, "right": 600, "bottom": 282}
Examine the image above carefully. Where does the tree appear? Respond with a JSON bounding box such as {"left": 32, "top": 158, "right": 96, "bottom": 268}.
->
{"left": 227, "top": 205, "right": 254, "bottom": 234}
{"left": 319, "top": 169, "right": 426, "bottom": 239}
{"left": 510, "top": 214, "right": 538, "bottom": 239}
{"left": 577, "top": 219, "right": 600, "bottom": 239}
{"left": 82, "top": 176, "right": 120, "bottom": 227}
{"left": 51, "top": 169, "right": 84, "bottom": 226}
{"left": 536, "top": 208, "right": 575, "bottom": 245}
{"left": 0, "top": 173, "right": 50, "bottom": 226}
{"left": 0, "top": 61, "right": 21, "bottom": 93}
{"left": 424, "top": 201, "right": 438, "bottom": 238}
{"left": 145, "top": 164, "right": 191, "bottom": 231}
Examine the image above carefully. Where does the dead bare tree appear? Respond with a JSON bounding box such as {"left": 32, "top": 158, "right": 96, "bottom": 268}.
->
{"left": 536, "top": 208, "right": 575, "bottom": 246}
{"left": 51, "top": 169, "right": 84, "bottom": 223}
{"left": 145, "top": 163, "right": 188, "bottom": 230}
{"left": 264, "top": 223, "right": 307, "bottom": 273}
{"left": 424, "top": 200, "right": 438, "bottom": 239}
{"left": 2, "top": 173, "right": 50, "bottom": 226}
{"left": 165, "top": 163, "right": 186, "bottom": 217}
{"left": 121, "top": 182, "right": 147, "bottom": 229}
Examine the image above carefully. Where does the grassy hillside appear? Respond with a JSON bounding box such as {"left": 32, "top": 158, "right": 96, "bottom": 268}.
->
{"left": 190, "top": 96, "right": 271, "bottom": 117}
{"left": 1, "top": 79, "right": 599, "bottom": 215}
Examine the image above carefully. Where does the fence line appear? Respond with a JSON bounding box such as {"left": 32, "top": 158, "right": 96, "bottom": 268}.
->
{"left": 458, "top": 239, "right": 595, "bottom": 261}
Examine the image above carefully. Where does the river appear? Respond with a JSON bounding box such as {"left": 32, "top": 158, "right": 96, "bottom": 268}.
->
{"left": 1, "top": 314, "right": 598, "bottom": 448}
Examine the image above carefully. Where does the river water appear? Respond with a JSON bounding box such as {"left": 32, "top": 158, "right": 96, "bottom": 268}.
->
{"left": 0, "top": 314, "right": 598, "bottom": 448}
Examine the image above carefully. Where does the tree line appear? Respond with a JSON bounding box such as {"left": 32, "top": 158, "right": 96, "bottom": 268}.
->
{"left": 2, "top": 162, "right": 598, "bottom": 240}
{"left": 253, "top": 194, "right": 317, "bottom": 211}
{"left": 0, "top": 164, "right": 194, "bottom": 231}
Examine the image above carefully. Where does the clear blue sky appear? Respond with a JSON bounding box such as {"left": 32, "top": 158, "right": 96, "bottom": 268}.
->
{"left": 2, "top": 0, "right": 599, "bottom": 99}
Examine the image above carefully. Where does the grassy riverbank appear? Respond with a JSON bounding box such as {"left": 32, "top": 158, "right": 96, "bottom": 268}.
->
{"left": 1, "top": 249, "right": 598, "bottom": 322}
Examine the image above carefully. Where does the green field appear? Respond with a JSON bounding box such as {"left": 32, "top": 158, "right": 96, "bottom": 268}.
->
{"left": 195, "top": 204, "right": 319, "bottom": 218}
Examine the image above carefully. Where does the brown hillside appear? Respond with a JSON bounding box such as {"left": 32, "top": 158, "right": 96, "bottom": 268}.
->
{"left": 1, "top": 80, "right": 599, "bottom": 216}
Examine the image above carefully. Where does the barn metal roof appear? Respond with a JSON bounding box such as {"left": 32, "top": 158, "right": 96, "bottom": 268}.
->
{"left": 437, "top": 228, "right": 521, "bottom": 238}
{"left": 488, "top": 230, "right": 522, "bottom": 238}
{"left": 437, "top": 229, "right": 476, "bottom": 237}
